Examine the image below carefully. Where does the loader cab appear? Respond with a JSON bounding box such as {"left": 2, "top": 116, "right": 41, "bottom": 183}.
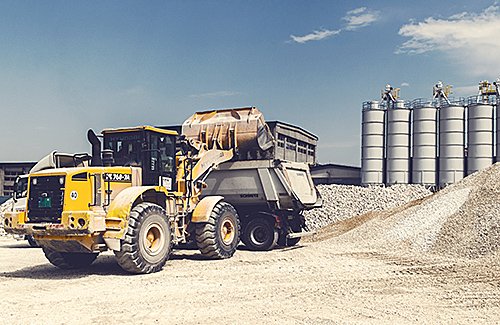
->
{"left": 102, "top": 126, "right": 178, "bottom": 190}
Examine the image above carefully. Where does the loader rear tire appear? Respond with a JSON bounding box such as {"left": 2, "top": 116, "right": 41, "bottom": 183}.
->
{"left": 42, "top": 247, "right": 98, "bottom": 269}
{"left": 242, "top": 218, "right": 278, "bottom": 251}
{"left": 115, "top": 202, "right": 173, "bottom": 274}
{"left": 195, "top": 201, "right": 240, "bottom": 259}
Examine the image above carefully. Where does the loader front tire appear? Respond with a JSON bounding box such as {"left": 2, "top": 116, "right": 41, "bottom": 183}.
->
{"left": 195, "top": 201, "right": 240, "bottom": 259}
{"left": 242, "top": 218, "right": 278, "bottom": 251}
{"left": 115, "top": 202, "right": 173, "bottom": 274}
{"left": 42, "top": 247, "right": 98, "bottom": 269}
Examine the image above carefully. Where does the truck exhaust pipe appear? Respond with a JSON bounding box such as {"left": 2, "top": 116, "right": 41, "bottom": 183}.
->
{"left": 87, "top": 129, "right": 103, "bottom": 166}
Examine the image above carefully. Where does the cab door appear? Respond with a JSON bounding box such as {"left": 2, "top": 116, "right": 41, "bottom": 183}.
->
{"left": 142, "top": 131, "right": 177, "bottom": 190}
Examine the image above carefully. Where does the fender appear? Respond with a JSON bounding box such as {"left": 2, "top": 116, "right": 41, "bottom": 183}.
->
{"left": 191, "top": 196, "right": 224, "bottom": 223}
{"left": 103, "top": 186, "right": 168, "bottom": 250}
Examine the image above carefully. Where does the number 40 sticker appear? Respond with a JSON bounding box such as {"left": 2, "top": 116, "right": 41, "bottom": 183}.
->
{"left": 70, "top": 190, "right": 78, "bottom": 200}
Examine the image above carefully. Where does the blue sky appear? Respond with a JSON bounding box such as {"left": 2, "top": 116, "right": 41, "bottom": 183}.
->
{"left": 1, "top": 0, "right": 500, "bottom": 166}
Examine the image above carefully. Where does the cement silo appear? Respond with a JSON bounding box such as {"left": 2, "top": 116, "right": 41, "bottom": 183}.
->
{"left": 361, "top": 101, "right": 385, "bottom": 185}
{"left": 411, "top": 100, "right": 438, "bottom": 188}
{"left": 439, "top": 101, "right": 465, "bottom": 187}
{"left": 466, "top": 98, "right": 494, "bottom": 175}
{"left": 386, "top": 100, "right": 410, "bottom": 185}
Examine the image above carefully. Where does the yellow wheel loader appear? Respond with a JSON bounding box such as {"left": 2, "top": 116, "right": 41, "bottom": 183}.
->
{"left": 4, "top": 121, "right": 243, "bottom": 274}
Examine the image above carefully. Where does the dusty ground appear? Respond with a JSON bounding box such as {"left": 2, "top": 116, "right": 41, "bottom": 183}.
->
{"left": 2, "top": 231, "right": 500, "bottom": 325}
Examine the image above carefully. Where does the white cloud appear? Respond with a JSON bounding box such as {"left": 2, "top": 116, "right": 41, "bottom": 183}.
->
{"left": 342, "top": 7, "right": 380, "bottom": 31}
{"left": 290, "top": 28, "right": 340, "bottom": 44}
{"left": 396, "top": 6, "right": 500, "bottom": 75}
{"left": 189, "top": 91, "right": 241, "bottom": 98}
{"left": 289, "top": 7, "right": 380, "bottom": 44}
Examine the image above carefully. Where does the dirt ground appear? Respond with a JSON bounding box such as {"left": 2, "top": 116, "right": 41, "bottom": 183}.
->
{"left": 2, "top": 232, "right": 500, "bottom": 325}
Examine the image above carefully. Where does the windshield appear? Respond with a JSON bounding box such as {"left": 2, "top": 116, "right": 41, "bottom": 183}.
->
{"left": 105, "top": 132, "right": 143, "bottom": 166}
{"left": 14, "top": 176, "right": 29, "bottom": 199}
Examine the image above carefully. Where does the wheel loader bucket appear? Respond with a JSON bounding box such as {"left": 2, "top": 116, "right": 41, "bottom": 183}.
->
{"left": 182, "top": 107, "right": 275, "bottom": 158}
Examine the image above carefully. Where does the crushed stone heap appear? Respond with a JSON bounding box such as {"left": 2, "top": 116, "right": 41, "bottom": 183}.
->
{"left": 304, "top": 184, "right": 432, "bottom": 231}
{"left": 332, "top": 162, "right": 500, "bottom": 259}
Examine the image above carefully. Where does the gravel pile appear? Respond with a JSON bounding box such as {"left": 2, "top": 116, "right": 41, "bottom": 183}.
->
{"left": 332, "top": 162, "right": 500, "bottom": 259}
{"left": 304, "top": 184, "right": 432, "bottom": 231}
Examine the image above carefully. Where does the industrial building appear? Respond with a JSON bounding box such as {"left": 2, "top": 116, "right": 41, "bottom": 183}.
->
{"left": 361, "top": 80, "right": 500, "bottom": 189}
{"left": 267, "top": 121, "right": 317, "bottom": 165}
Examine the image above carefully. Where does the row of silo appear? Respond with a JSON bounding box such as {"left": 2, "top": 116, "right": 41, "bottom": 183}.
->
{"left": 361, "top": 96, "right": 498, "bottom": 188}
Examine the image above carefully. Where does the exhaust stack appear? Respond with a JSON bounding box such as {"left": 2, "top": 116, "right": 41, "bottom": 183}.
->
{"left": 87, "top": 129, "right": 103, "bottom": 166}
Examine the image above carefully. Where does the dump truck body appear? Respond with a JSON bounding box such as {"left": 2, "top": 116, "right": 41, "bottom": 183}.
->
{"left": 182, "top": 107, "right": 321, "bottom": 250}
{"left": 202, "top": 159, "right": 320, "bottom": 210}
{"left": 201, "top": 159, "right": 321, "bottom": 250}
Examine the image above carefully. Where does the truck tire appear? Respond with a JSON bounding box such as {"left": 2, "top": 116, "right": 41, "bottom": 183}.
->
{"left": 115, "top": 202, "right": 173, "bottom": 274}
{"left": 195, "top": 201, "right": 240, "bottom": 259}
{"left": 42, "top": 247, "right": 98, "bottom": 269}
{"left": 242, "top": 218, "right": 278, "bottom": 251}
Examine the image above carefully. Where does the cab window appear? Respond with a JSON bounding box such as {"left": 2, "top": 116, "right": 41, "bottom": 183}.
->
{"left": 14, "top": 176, "right": 29, "bottom": 199}
{"left": 105, "top": 132, "right": 142, "bottom": 166}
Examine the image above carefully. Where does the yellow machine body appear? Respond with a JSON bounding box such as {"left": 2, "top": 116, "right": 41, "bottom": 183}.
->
{"left": 4, "top": 124, "right": 235, "bottom": 254}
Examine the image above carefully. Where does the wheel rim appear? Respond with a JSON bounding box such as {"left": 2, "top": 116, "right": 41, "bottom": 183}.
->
{"left": 250, "top": 225, "right": 269, "bottom": 245}
{"left": 220, "top": 217, "right": 235, "bottom": 245}
{"left": 143, "top": 222, "right": 165, "bottom": 256}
